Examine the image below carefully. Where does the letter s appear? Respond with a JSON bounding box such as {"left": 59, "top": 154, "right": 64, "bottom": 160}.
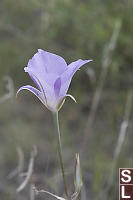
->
{"left": 121, "top": 170, "right": 131, "bottom": 183}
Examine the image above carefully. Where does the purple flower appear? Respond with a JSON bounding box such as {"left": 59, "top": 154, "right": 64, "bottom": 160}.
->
{"left": 17, "top": 49, "right": 92, "bottom": 112}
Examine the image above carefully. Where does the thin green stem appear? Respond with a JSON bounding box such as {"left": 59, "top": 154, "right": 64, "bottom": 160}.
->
{"left": 53, "top": 112, "right": 68, "bottom": 199}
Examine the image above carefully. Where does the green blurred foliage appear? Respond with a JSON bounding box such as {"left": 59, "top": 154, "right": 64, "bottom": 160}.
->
{"left": 0, "top": 0, "right": 133, "bottom": 200}
{"left": 0, "top": 0, "right": 133, "bottom": 85}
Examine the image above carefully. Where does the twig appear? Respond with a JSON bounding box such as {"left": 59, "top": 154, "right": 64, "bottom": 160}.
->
{"left": 7, "top": 146, "right": 24, "bottom": 179}
{"left": 0, "top": 76, "right": 14, "bottom": 104}
{"left": 99, "top": 90, "right": 133, "bottom": 200}
{"left": 80, "top": 19, "right": 122, "bottom": 159}
{"left": 33, "top": 185, "right": 66, "bottom": 200}
{"left": 17, "top": 146, "right": 37, "bottom": 192}
{"left": 114, "top": 91, "right": 132, "bottom": 160}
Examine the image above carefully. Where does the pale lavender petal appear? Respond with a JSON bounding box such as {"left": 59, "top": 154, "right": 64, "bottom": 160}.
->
{"left": 24, "top": 69, "right": 55, "bottom": 103}
{"left": 59, "top": 59, "right": 92, "bottom": 97}
{"left": 28, "top": 72, "right": 41, "bottom": 90}
{"left": 16, "top": 85, "right": 46, "bottom": 105}
{"left": 38, "top": 49, "right": 67, "bottom": 75}
{"left": 23, "top": 73, "right": 59, "bottom": 112}
{"left": 24, "top": 49, "right": 64, "bottom": 90}
{"left": 62, "top": 59, "right": 92, "bottom": 82}
{"left": 25, "top": 49, "right": 67, "bottom": 77}
{"left": 54, "top": 77, "right": 61, "bottom": 97}
{"left": 24, "top": 68, "right": 60, "bottom": 111}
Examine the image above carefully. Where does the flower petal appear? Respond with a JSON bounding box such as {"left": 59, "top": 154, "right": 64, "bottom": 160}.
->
{"left": 24, "top": 50, "right": 65, "bottom": 103}
{"left": 24, "top": 71, "right": 48, "bottom": 103}
{"left": 25, "top": 70, "right": 58, "bottom": 109}
{"left": 38, "top": 49, "right": 67, "bottom": 75}
{"left": 60, "top": 59, "right": 92, "bottom": 96}
{"left": 28, "top": 71, "right": 41, "bottom": 91}
{"left": 25, "top": 49, "right": 67, "bottom": 77}
{"left": 16, "top": 85, "right": 46, "bottom": 105}
{"left": 24, "top": 70, "right": 59, "bottom": 112}
{"left": 63, "top": 59, "right": 92, "bottom": 82}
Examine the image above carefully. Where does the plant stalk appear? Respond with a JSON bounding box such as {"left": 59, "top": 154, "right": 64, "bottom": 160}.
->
{"left": 54, "top": 112, "right": 68, "bottom": 199}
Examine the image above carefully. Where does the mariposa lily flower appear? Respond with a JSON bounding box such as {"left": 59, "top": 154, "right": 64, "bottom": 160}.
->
{"left": 17, "top": 49, "right": 92, "bottom": 112}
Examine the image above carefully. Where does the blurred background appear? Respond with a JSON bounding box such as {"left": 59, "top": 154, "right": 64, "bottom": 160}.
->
{"left": 0, "top": 0, "right": 133, "bottom": 199}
